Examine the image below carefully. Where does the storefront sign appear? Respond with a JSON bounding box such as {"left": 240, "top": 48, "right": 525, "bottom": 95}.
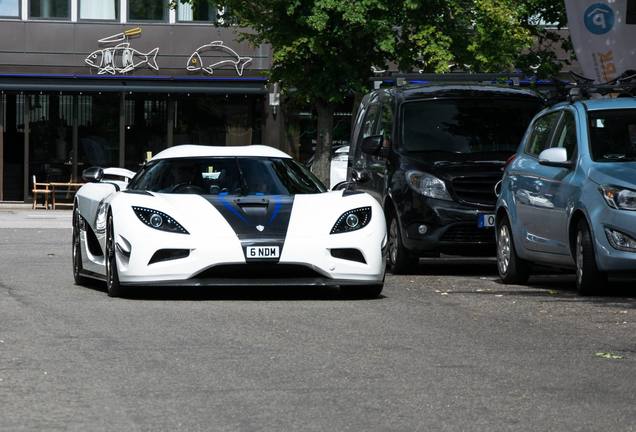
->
{"left": 186, "top": 41, "right": 252, "bottom": 76}
{"left": 85, "top": 28, "right": 160, "bottom": 75}
{"left": 565, "top": 0, "right": 636, "bottom": 82}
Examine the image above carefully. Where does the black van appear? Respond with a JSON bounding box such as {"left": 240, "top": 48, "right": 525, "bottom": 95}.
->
{"left": 347, "top": 82, "right": 544, "bottom": 273}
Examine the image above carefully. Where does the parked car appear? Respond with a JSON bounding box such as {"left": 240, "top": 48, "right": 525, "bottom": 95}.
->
{"left": 306, "top": 144, "right": 350, "bottom": 189}
{"left": 495, "top": 97, "right": 636, "bottom": 294}
{"left": 347, "top": 83, "right": 544, "bottom": 273}
{"left": 73, "top": 145, "right": 386, "bottom": 298}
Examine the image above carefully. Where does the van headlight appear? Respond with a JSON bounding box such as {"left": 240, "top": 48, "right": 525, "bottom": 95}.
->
{"left": 132, "top": 207, "right": 189, "bottom": 234}
{"left": 599, "top": 186, "right": 636, "bottom": 211}
{"left": 406, "top": 171, "right": 452, "bottom": 201}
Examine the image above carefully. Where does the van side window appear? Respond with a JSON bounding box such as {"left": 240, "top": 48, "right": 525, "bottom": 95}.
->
{"left": 525, "top": 112, "right": 561, "bottom": 156}
{"left": 378, "top": 103, "right": 393, "bottom": 144}
{"left": 552, "top": 111, "right": 577, "bottom": 160}
{"left": 354, "top": 103, "right": 380, "bottom": 161}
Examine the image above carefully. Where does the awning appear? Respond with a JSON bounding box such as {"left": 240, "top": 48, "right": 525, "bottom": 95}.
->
{"left": 0, "top": 74, "right": 268, "bottom": 94}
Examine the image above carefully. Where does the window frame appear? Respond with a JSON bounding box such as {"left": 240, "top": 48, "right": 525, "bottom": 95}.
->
{"left": 549, "top": 108, "right": 579, "bottom": 162}
{"left": 78, "top": 0, "right": 120, "bottom": 22}
{"left": 523, "top": 110, "right": 563, "bottom": 158}
{"left": 127, "top": 0, "right": 168, "bottom": 23}
{"left": 175, "top": 2, "right": 221, "bottom": 23}
{"left": 0, "top": 0, "right": 21, "bottom": 19}
{"left": 28, "top": 0, "right": 71, "bottom": 20}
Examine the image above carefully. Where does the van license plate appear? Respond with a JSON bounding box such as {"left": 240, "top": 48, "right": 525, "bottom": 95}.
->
{"left": 246, "top": 246, "right": 280, "bottom": 259}
{"left": 478, "top": 214, "right": 495, "bottom": 228}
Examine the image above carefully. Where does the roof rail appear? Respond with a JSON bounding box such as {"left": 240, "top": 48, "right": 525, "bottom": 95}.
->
{"left": 563, "top": 70, "right": 636, "bottom": 102}
{"left": 370, "top": 72, "right": 554, "bottom": 89}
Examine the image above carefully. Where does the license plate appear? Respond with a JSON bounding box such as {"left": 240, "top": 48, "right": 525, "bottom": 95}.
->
{"left": 246, "top": 246, "right": 280, "bottom": 259}
{"left": 477, "top": 214, "right": 495, "bottom": 228}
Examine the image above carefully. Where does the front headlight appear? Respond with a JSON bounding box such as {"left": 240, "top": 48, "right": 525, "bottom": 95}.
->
{"left": 132, "top": 207, "right": 189, "bottom": 234}
{"left": 331, "top": 207, "right": 371, "bottom": 234}
{"left": 599, "top": 186, "right": 636, "bottom": 211}
{"left": 406, "top": 171, "right": 452, "bottom": 201}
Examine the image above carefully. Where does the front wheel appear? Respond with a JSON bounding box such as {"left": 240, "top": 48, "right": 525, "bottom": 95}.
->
{"left": 105, "top": 213, "right": 125, "bottom": 298}
{"left": 72, "top": 206, "right": 88, "bottom": 286}
{"left": 496, "top": 216, "right": 530, "bottom": 284}
{"left": 387, "top": 216, "right": 418, "bottom": 274}
{"left": 575, "top": 220, "right": 606, "bottom": 295}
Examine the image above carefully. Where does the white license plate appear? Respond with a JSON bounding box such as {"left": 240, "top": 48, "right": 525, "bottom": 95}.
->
{"left": 246, "top": 246, "right": 280, "bottom": 259}
{"left": 477, "top": 214, "right": 495, "bottom": 228}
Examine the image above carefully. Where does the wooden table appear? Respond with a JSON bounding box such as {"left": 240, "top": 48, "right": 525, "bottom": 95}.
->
{"left": 49, "top": 182, "right": 84, "bottom": 210}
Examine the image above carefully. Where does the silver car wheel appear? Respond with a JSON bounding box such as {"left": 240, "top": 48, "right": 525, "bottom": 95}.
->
{"left": 576, "top": 231, "right": 584, "bottom": 285}
{"left": 497, "top": 224, "right": 511, "bottom": 275}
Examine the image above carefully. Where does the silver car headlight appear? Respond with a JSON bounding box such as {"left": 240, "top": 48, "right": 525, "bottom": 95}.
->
{"left": 406, "top": 171, "right": 452, "bottom": 201}
{"left": 599, "top": 186, "right": 636, "bottom": 211}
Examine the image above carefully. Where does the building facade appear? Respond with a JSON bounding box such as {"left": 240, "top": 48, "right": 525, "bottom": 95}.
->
{"left": 0, "top": 0, "right": 275, "bottom": 201}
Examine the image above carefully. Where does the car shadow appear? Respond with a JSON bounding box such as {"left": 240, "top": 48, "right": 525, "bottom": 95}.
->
{"left": 85, "top": 283, "right": 387, "bottom": 302}
{"left": 400, "top": 257, "right": 499, "bottom": 276}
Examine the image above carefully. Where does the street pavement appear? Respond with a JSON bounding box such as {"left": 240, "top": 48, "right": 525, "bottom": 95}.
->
{"left": 0, "top": 210, "right": 635, "bottom": 431}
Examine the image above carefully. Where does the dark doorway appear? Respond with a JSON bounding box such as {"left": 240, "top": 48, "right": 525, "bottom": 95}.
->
{"left": 1, "top": 94, "right": 25, "bottom": 201}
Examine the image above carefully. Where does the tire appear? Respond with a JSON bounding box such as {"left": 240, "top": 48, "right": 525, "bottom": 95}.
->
{"left": 72, "top": 205, "right": 89, "bottom": 286}
{"left": 387, "top": 215, "right": 418, "bottom": 274}
{"left": 496, "top": 216, "right": 530, "bottom": 284}
{"left": 105, "top": 212, "right": 125, "bottom": 298}
{"left": 575, "top": 220, "right": 606, "bottom": 296}
{"left": 342, "top": 284, "right": 384, "bottom": 299}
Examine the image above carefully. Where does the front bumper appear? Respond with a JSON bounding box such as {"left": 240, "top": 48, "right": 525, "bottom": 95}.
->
{"left": 398, "top": 192, "right": 496, "bottom": 255}
{"left": 589, "top": 204, "right": 636, "bottom": 272}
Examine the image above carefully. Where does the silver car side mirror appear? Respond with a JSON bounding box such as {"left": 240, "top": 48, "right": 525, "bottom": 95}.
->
{"left": 538, "top": 148, "right": 572, "bottom": 169}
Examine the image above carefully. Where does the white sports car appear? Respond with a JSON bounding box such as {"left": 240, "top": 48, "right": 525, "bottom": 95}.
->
{"left": 72, "top": 145, "right": 387, "bottom": 297}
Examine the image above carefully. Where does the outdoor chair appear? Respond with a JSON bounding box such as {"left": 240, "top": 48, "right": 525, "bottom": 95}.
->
{"left": 32, "top": 175, "right": 52, "bottom": 210}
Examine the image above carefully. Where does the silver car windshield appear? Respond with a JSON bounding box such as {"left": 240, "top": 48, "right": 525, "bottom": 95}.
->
{"left": 589, "top": 109, "right": 636, "bottom": 162}
{"left": 128, "top": 157, "right": 326, "bottom": 195}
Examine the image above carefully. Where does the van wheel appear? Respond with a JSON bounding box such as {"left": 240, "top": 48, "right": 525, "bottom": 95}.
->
{"left": 575, "top": 220, "right": 606, "bottom": 295}
{"left": 496, "top": 216, "right": 530, "bottom": 284}
{"left": 387, "top": 216, "right": 418, "bottom": 274}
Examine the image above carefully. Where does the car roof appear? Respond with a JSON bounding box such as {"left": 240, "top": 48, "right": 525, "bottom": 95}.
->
{"left": 581, "top": 97, "right": 636, "bottom": 111}
{"left": 383, "top": 84, "right": 543, "bottom": 101}
{"left": 152, "top": 145, "right": 291, "bottom": 160}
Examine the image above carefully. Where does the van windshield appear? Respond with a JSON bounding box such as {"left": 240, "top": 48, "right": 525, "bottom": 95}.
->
{"left": 401, "top": 98, "right": 542, "bottom": 155}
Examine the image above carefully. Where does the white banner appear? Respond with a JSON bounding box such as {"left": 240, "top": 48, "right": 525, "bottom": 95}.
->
{"left": 565, "top": 0, "right": 636, "bottom": 82}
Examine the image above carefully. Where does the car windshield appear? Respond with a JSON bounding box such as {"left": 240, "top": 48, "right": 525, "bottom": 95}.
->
{"left": 401, "top": 98, "right": 542, "bottom": 155}
{"left": 589, "top": 109, "right": 636, "bottom": 162}
{"left": 128, "top": 157, "right": 326, "bottom": 195}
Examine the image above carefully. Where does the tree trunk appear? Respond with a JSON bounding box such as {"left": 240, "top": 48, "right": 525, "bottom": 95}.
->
{"left": 314, "top": 100, "right": 334, "bottom": 187}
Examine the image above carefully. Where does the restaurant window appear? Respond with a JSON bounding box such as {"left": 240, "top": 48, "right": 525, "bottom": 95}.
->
{"left": 128, "top": 0, "right": 167, "bottom": 21}
{"left": 77, "top": 94, "right": 119, "bottom": 171}
{"left": 0, "top": 0, "right": 20, "bottom": 17}
{"left": 30, "top": 0, "right": 70, "bottom": 19}
{"left": 177, "top": 2, "right": 219, "bottom": 22}
{"left": 79, "top": 0, "right": 118, "bottom": 20}
{"left": 124, "top": 95, "right": 168, "bottom": 171}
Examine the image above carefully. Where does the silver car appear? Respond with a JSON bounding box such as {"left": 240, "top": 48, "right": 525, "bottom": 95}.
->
{"left": 495, "top": 98, "right": 636, "bottom": 294}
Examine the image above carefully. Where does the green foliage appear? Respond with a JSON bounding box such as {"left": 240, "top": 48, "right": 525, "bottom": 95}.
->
{"left": 178, "top": 0, "right": 571, "bottom": 100}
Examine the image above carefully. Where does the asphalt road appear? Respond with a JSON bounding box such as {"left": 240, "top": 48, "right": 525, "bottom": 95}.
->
{"left": 1, "top": 211, "right": 635, "bottom": 431}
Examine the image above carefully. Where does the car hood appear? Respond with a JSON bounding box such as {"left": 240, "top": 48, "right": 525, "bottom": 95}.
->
{"left": 589, "top": 162, "right": 636, "bottom": 189}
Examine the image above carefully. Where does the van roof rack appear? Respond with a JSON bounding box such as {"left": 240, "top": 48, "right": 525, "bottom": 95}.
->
{"left": 370, "top": 72, "right": 556, "bottom": 89}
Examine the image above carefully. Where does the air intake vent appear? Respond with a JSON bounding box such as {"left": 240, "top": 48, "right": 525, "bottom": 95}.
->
{"left": 149, "top": 249, "right": 190, "bottom": 265}
{"left": 330, "top": 248, "right": 366, "bottom": 264}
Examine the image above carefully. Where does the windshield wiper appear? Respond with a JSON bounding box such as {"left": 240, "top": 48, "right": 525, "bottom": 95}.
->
{"left": 601, "top": 154, "right": 636, "bottom": 161}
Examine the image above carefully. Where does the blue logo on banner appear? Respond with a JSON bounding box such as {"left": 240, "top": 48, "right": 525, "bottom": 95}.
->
{"left": 584, "top": 3, "right": 615, "bottom": 34}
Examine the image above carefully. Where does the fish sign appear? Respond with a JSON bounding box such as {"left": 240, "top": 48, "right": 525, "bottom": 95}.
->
{"left": 186, "top": 41, "right": 252, "bottom": 76}
{"left": 85, "top": 29, "right": 159, "bottom": 75}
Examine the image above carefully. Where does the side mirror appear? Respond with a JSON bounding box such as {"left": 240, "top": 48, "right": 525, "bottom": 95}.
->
{"left": 361, "top": 135, "right": 383, "bottom": 155}
{"left": 538, "top": 148, "right": 572, "bottom": 169}
{"left": 82, "top": 167, "right": 104, "bottom": 183}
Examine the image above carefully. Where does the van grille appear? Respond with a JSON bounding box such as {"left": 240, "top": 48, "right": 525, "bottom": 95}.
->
{"left": 451, "top": 175, "right": 501, "bottom": 206}
{"left": 441, "top": 225, "right": 495, "bottom": 243}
